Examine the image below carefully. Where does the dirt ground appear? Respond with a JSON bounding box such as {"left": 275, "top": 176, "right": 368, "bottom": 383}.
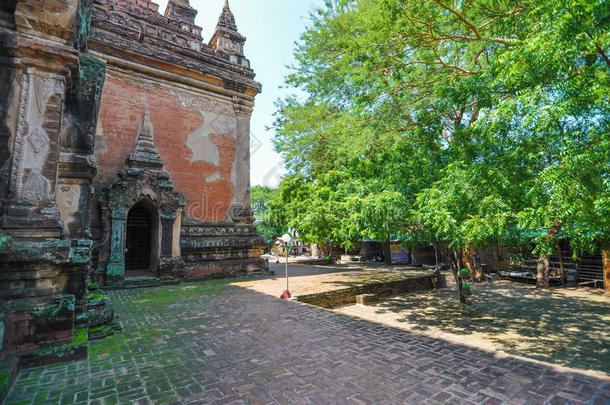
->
{"left": 233, "top": 262, "right": 431, "bottom": 297}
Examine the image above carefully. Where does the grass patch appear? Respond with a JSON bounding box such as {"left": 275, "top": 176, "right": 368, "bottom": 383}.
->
{"left": 133, "top": 279, "right": 233, "bottom": 306}
{"left": 72, "top": 328, "right": 89, "bottom": 346}
{"left": 86, "top": 292, "right": 109, "bottom": 303}
{"left": 0, "top": 371, "right": 9, "bottom": 392}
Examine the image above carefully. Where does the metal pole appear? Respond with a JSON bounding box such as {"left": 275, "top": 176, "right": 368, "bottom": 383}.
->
{"left": 285, "top": 243, "right": 289, "bottom": 291}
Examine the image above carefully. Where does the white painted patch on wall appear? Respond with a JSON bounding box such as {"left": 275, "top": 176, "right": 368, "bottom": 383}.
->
{"left": 185, "top": 111, "right": 236, "bottom": 167}
{"left": 95, "top": 119, "right": 108, "bottom": 155}
{"left": 205, "top": 171, "right": 222, "bottom": 182}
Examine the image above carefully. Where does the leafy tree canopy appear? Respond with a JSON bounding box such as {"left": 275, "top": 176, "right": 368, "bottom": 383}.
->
{"left": 269, "top": 0, "right": 610, "bottom": 286}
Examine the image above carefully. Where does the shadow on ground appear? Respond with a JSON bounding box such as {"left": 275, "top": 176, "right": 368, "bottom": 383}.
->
{"left": 369, "top": 279, "right": 610, "bottom": 373}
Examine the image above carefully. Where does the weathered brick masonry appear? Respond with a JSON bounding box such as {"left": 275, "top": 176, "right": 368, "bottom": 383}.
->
{"left": 0, "top": 0, "right": 267, "bottom": 390}
{"left": 89, "top": 0, "right": 267, "bottom": 281}
{"left": 0, "top": 0, "right": 112, "bottom": 384}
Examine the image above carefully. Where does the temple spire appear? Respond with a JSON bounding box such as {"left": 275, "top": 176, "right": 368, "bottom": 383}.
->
{"left": 210, "top": 0, "right": 246, "bottom": 58}
{"left": 216, "top": 0, "right": 237, "bottom": 32}
{"left": 126, "top": 110, "right": 165, "bottom": 170}
{"left": 165, "top": 0, "right": 198, "bottom": 24}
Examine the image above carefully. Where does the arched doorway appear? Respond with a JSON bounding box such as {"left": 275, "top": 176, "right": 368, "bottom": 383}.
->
{"left": 125, "top": 201, "right": 157, "bottom": 275}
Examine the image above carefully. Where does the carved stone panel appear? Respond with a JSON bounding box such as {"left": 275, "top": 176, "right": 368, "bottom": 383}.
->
{"left": 28, "top": 127, "right": 49, "bottom": 153}
{"left": 21, "top": 171, "right": 50, "bottom": 201}
{"left": 11, "top": 69, "right": 65, "bottom": 203}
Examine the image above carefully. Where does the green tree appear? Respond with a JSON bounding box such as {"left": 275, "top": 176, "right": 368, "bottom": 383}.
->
{"left": 272, "top": 0, "right": 609, "bottom": 295}
{"left": 490, "top": 0, "right": 610, "bottom": 287}
{"left": 251, "top": 186, "right": 284, "bottom": 242}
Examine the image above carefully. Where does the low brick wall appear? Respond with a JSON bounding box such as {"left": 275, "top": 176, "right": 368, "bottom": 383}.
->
{"left": 297, "top": 274, "right": 446, "bottom": 308}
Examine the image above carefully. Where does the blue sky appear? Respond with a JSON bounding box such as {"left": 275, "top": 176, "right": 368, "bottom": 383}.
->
{"left": 154, "top": 0, "right": 324, "bottom": 187}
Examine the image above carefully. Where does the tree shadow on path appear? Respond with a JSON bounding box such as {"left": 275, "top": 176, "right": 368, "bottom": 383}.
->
{"left": 372, "top": 280, "right": 610, "bottom": 373}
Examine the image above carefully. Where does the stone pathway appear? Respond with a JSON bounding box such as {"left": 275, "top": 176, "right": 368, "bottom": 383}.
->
{"left": 337, "top": 277, "right": 610, "bottom": 376}
{"left": 4, "top": 276, "right": 610, "bottom": 404}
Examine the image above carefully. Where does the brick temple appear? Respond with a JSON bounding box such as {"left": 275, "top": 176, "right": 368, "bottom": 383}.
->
{"left": 0, "top": 0, "right": 267, "bottom": 378}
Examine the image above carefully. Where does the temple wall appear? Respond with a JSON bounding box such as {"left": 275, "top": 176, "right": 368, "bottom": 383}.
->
{"left": 93, "top": 69, "right": 242, "bottom": 225}
{"left": 0, "top": 0, "right": 117, "bottom": 378}
{"left": 92, "top": 47, "right": 258, "bottom": 219}
{"left": 2, "top": 0, "right": 268, "bottom": 287}
{"left": 0, "top": 66, "right": 18, "bottom": 201}
{"left": 91, "top": 64, "right": 266, "bottom": 280}
{"left": 0, "top": 0, "right": 266, "bottom": 391}
{"left": 93, "top": 68, "right": 253, "bottom": 224}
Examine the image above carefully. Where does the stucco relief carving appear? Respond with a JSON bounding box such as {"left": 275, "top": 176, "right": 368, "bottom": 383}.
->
{"left": 169, "top": 89, "right": 234, "bottom": 116}
{"left": 217, "top": 35, "right": 243, "bottom": 55}
{"left": 11, "top": 70, "right": 64, "bottom": 200}
{"left": 11, "top": 71, "right": 31, "bottom": 198}
{"left": 60, "top": 121, "right": 88, "bottom": 151}
{"left": 107, "top": 70, "right": 157, "bottom": 92}
{"left": 21, "top": 171, "right": 50, "bottom": 201}
{"left": 32, "top": 76, "right": 56, "bottom": 114}
{"left": 28, "top": 127, "right": 49, "bottom": 153}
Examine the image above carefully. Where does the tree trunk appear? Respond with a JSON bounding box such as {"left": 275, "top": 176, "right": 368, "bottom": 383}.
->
{"left": 450, "top": 250, "right": 466, "bottom": 304}
{"left": 537, "top": 219, "right": 563, "bottom": 289}
{"left": 536, "top": 256, "right": 550, "bottom": 289}
{"left": 383, "top": 237, "right": 392, "bottom": 265}
{"left": 472, "top": 246, "right": 483, "bottom": 282}
{"left": 557, "top": 242, "right": 565, "bottom": 287}
{"left": 602, "top": 247, "right": 610, "bottom": 295}
{"left": 434, "top": 241, "right": 439, "bottom": 269}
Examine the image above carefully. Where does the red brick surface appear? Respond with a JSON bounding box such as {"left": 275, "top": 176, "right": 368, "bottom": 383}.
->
{"left": 95, "top": 77, "right": 235, "bottom": 222}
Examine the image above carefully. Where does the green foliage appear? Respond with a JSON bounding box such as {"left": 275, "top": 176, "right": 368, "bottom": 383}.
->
{"left": 270, "top": 0, "right": 610, "bottom": 273}
{"left": 251, "top": 186, "right": 284, "bottom": 241}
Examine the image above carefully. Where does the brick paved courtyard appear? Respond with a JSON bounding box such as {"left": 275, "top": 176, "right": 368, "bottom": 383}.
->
{"left": 337, "top": 277, "right": 610, "bottom": 376}
{"left": 235, "top": 262, "right": 432, "bottom": 297}
{"left": 5, "top": 275, "right": 610, "bottom": 404}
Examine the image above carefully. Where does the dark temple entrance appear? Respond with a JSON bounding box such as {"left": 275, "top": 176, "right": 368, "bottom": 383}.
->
{"left": 126, "top": 202, "right": 154, "bottom": 273}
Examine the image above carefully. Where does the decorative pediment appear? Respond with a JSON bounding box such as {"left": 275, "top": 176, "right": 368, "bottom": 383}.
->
{"left": 99, "top": 131, "right": 186, "bottom": 283}
{"left": 103, "top": 110, "right": 184, "bottom": 214}
{"left": 104, "top": 169, "right": 185, "bottom": 216}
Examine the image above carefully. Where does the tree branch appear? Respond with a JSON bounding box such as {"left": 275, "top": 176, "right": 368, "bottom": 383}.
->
{"left": 431, "top": 0, "right": 482, "bottom": 39}
{"left": 432, "top": 46, "right": 476, "bottom": 74}
{"left": 593, "top": 42, "right": 610, "bottom": 67}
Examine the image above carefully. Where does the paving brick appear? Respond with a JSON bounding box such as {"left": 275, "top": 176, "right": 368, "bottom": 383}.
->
{"left": 4, "top": 282, "right": 609, "bottom": 404}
